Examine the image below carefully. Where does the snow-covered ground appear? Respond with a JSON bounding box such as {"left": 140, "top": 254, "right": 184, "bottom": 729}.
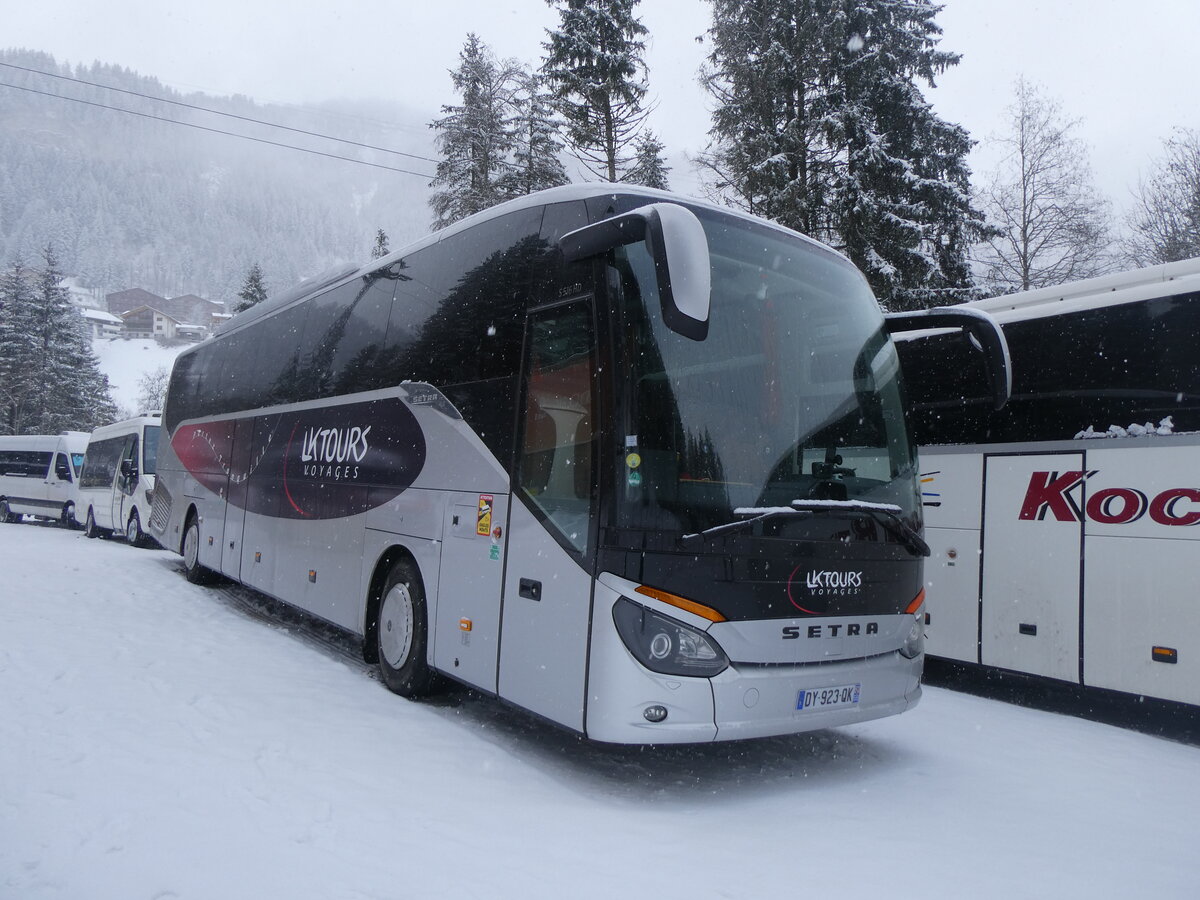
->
{"left": 2, "top": 524, "right": 1198, "bottom": 899}
{"left": 92, "top": 337, "right": 190, "bottom": 415}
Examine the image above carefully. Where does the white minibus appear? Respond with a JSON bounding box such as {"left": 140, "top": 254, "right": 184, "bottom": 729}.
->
{"left": 0, "top": 432, "right": 89, "bottom": 526}
{"left": 78, "top": 414, "right": 162, "bottom": 547}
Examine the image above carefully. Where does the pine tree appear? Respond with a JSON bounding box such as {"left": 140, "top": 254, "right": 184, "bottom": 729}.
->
{"left": 542, "top": 0, "right": 651, "bottom": 183}
{"left": 700, "top": 0, "right": 988, "bottom": 310}
{"left": 0, "top": 261, "right": 38, "bottom": 435}
{"left": 501, "top": 69, "right": 570, "bottom": 197}
{"left": 0, "top": 249, "right": 116, "bottom": 434}
{"left": 235, "top": 263, "right": 268, "bottom": 313}
{"left": 621, "top": 131, "right": 670, "bottom": 189}
{"left": 429, "top": 35, "right": 521, "bottom": 228}
{"left": 371, "top": 229, "right": 390, "bottom": 260}
{"left": 977, "top": 79, "right": 1112, "bottom": 294}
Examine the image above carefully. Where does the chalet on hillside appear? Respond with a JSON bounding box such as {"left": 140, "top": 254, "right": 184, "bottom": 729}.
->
{"left": 120, "top": 305, "right": 184, "bottom": 340}
{"left": 80, "top": 307, "right": 122, "bottom": 339}
{"left": 105, "top": 288, "right": 227, "bottom": 338}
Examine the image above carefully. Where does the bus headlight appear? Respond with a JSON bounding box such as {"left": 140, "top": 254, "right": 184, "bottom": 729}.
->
{"left": 899, "top": 615, "right": 925, "bottom": 659}
{"left": 613, "top": 597, "right": 729, "bottom": 677}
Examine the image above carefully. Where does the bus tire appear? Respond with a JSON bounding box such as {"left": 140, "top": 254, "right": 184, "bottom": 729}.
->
{"left": 376, "top": 560, "right": 437, "bottom": 698}
{"left": 84, "top": 507, "right": 110, "bottom": 539}
{"left": 126, "top": 510, "right": 148, "bottom": 547}
{"left": 182, "top": 513, "right": 217, "bottom": 585}
{"left": 0, "top": 499, "right": 17, "bottom": 524}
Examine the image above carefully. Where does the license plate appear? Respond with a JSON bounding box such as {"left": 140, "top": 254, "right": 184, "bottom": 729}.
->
{"left": 797, "top": 683, "right": 861, "bottom": 711}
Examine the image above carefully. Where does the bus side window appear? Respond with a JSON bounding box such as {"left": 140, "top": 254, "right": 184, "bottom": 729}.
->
{"left": 54, "top": 454, "right": 72, "bottom": 482}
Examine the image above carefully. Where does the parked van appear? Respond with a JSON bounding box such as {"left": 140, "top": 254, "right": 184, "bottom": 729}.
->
{"left": 0, "top": 432, "right": 90, "bottom": 526}
{"left": 78, "top": 414, "right": 162, "bottom": 547}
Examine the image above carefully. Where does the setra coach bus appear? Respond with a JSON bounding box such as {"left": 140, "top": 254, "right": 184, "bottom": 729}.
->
{"left": 898, "top": 257, "right": 1200, "bottom": 709}
{"left": 151, "top": 184, "right": 1006, "bottom": 743}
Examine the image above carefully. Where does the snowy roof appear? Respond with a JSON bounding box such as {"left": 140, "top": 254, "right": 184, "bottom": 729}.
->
{"left": 120, "top": 305, "right": 182, "bottom": 323}
{"left": 961, "top": 256, "right": 1200, "bottom": 325}
{"left": 81, "top": 308, "right": 122, "bottom": 324}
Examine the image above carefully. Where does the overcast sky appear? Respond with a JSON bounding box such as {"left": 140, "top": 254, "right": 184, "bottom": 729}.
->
{"left": 5, "top": 0, "right": 1197, "bottom": 211}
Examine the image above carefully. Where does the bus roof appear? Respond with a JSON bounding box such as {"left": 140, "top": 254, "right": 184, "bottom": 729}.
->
{"left": 214, "top": 184, "right": 845, "bottom": 338}
{"left": 962, "top": 256, "right": 1200, "bottom": 325}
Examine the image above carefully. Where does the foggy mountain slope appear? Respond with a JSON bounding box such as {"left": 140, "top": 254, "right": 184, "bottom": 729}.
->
{"left": 0, "top": 48, "right": 435, "bottom": 302}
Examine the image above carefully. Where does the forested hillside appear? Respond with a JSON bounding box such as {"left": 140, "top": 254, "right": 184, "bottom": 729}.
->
{"left": 0, "top": 49, "right": 435, "bottom": 303}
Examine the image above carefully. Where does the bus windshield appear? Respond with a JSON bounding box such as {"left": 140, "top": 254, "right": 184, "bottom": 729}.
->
{"left": 143, "top": 425, "right": 161, "bottom": 476}
{"left": 613, "top": 209, "right": 917, "bottom": 536}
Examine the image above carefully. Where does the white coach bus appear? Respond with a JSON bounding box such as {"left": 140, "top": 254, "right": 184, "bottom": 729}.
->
{"left": 898, "top": 258, "right": 1200, "bottom": 708}
{"left": 78, "top": 413, "right": 162, "bottom": 547}
{"left": 151, "top": 184, "right": 1006, "bottom": 743}
{"left": 0, "top": 431, "right": 89, "bottom": 526}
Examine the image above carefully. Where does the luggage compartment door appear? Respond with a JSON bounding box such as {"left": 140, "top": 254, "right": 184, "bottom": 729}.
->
{"left": 981, "top": 453, "right": 1084, "bottom": 683}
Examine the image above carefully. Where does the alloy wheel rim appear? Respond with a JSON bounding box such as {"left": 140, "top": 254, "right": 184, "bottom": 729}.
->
{"left": 379, "top": 582, "right": 415, "bottom": 669}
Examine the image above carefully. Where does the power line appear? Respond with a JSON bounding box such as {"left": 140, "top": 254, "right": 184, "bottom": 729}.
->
{"left": 0, "top": 60, "right": 440, "bottom": 165}
{"left": 0, "top": 81, "right": 438, "bottom": 180}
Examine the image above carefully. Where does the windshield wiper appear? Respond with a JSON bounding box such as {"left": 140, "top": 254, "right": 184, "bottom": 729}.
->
{"left": 788, "top": 500, "right": 930, "bottom": 557}
{"left": 678, "top": 500, "right": 930, "bottom": 558}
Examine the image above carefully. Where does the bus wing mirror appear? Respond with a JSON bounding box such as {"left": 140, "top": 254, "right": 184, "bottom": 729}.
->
{"left": 558, "top": 203, "right": 711, "bottom": 341}
{"left": 886, "top": 307, "right": 1012, "bottom": 410}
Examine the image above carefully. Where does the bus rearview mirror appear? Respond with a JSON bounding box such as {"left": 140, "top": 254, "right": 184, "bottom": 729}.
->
{"left": 886, "top": 306, "right": 1012, "bottom": 410}
{"left": 558, "top": 203, "right": 711, "bottom": 341}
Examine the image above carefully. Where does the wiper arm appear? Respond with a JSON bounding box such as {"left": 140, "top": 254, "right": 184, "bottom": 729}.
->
{"left": 788, "top": 500, "right": 931, "bottom": 558}
{"left": 677, "top": 507, "right": 802, "bottom": 550}
{"left": 678, "top": 501, "right": 929, "bottom": 558}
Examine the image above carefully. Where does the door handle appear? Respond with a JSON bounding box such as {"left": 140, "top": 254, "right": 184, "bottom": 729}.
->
{"left": 519, "top": 578, "right": 542, "bottom": 601}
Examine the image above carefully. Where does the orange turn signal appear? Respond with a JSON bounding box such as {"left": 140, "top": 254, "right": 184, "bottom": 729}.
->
{"left": 904, "top": 589, "right": 926, "bottom": 616}
{"left": 635, "top": 585, "right": 726, "bottom": 622}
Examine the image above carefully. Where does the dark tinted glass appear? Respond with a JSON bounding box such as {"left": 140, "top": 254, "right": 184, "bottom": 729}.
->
{"left": 247, "top": 303, "right": 309, "bottom": 409}
{"left": 80, "top": 437, "right": 125, "bottom": 489}
{"left": 298, "top": 274, "right": 397, "bottom": 398}
{"left": 143, "top": 425, "right": 161, "bottom": 475}
{"left": 379, "top": 209, "right": 546, "bottom": 463}
{"left": 163, "top": 350, "right": 200, "bottom": 432}
{"left": 0, "top": 450, "right": 53, "bottom": 477}
{"left": 900, "top": 291, "right": 1200, "bottom": 445}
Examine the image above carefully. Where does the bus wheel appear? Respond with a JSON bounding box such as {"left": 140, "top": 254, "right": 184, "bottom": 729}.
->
{"left": 126, "top": 510, "right": 148, "bottom": 547}
{"left": 376, "top": 560, "right": 436, "bottom": 698}
{"left": 84, "top": 507, "right": 108, "bottom": 539}
{"left": 0, "top": 499, "right": 17, "bottom": 524}
{"left": 182, "top": 514, "right": 217, "bottom": 585}
{"left": 61, "top": 503, "right": 78, "bottom": 529}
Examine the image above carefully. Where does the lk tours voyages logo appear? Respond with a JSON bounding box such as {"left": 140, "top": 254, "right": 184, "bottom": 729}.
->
{"left": 299, "top": 424, "right": 371, "bottom": 481}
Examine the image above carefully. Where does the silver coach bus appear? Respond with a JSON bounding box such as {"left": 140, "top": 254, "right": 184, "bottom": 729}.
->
{"left": 151, "top": 184, "right": 1005, "bottom": 743}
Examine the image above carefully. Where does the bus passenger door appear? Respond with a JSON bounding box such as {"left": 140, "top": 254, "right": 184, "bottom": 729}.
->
{"left": 981, "top": 453, "right": 1084, "bottom": 683}
{"left": 113, "top": 435, "right": 138, "bottom": 530}
{"left": 221, "top": 417, "right": 255, "bottom": 579}
{"left": 499, "top": 299, "right": 599, "bottom": 733}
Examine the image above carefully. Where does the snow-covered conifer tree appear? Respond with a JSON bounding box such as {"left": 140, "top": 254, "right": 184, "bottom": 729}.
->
{"left": 701, "top": 0, "right": 988, "bottom": 309}
{"left": 235, "top": 263, "right": 268, "bottom": 313}
{"left": 0, "top": 249, "right": 116, "bottom": 434}
{"left": 429, "top": 35, "right": 521, "bottom": 228}
{"left": 621, "top": 131, "right": 670, "bottom": 190}
{"left": 501, "top": 69, "right": 570, "bottom": 197}
{"left": 542, "top": 0, "right": 650, "bottom": 183}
